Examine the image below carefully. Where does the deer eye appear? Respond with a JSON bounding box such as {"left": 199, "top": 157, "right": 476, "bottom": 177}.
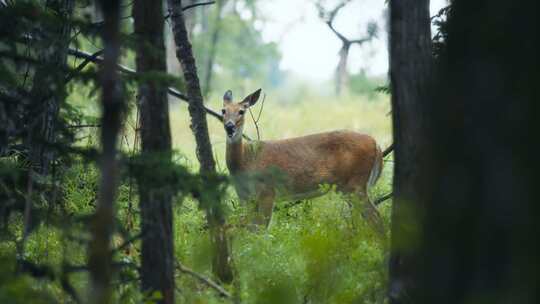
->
{"left": 239, "top": 110, "right": 245, "bottom": 115}
{"left": 221, "top": 109, "right": 226, "bottom": 115}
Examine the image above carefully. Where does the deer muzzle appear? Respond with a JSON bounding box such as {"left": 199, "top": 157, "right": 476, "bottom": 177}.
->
{"left": 225, "top": 122, "right": 235, "bottom": 137}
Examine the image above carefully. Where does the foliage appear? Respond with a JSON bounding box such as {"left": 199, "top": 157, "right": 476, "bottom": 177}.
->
{"left": 191, "top": 1, "right": 284, "bottom": 96}
{"left": 0, "top": 0, "right": 394, "bottom": 302}
{"left": 348, "top": 70, "right": 386, "bottom": 100}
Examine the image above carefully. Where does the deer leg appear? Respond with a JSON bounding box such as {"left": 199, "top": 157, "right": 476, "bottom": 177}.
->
{"left": 252, "top": 188, "right": 275, "bottom": 229}
{"left": 346, "top": 187, "right": 386, "bottom": 237}
{"left": 358, "top": 190, "right": 386, "bottom": 237}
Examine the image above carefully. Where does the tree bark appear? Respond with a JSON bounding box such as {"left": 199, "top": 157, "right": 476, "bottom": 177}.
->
{"left": 335, "top": 43, "right": 350, "bottom": 96}
{"left": 167, "top": 0, "right": 233, "bottom": 283}
{"left": 133, "top": 0, "right": 175, "bottom": 303}
{"left": 415, "top": 1, "right": 540, "bottom": 303}
{"left": 27, "top": 0, "right": 74, "bottom": 176}
{"left": 87, "top": 1, "right": 123, "bottom": 303}
{"left": 388, "top": 0, "right": 432, "bottom": 303}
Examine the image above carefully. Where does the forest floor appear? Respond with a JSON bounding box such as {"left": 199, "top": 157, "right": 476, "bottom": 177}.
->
{"left": 16, "top": 92, "right": 393, "bottom": 303}
{"left": 170, "top": 93, "right": 394, "bottom": 303}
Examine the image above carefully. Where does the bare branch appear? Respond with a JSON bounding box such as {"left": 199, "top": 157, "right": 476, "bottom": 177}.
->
{"left": 317, "top": 0, "right": 374, "bottom": 45}
{"left": 383, "top": 143, "right": 394, "bottom": 158}
{"left": 164, "top": 1, "right": 216, "bottom": 19}
{"left": 248, "top": 93, "right": 266, "bottom": 141}
{"left": 67, "top": 48, "right": 223, "bottom": 122}
{"left": 325, "top": 20, "right": 349, "bottom": 43}
{"left": 374, "top": 192, "right": 393, "bottom": 206}
{"left": 67, "top": 124, "right": 101, "bottom": 129}
{"left": 350, "top": 37, "right": 371, "bottom": 45}
{"left": 176, "top": 262, "right": 231, "bottom": 298}
{"left": 66, "top": 49, "right": 104, "bottom": 82}
{"left": 327, "top": 0, "right": 354, "bottom": 23}
{"left": 182, "top": 1, "right": 216, "bottom": 11}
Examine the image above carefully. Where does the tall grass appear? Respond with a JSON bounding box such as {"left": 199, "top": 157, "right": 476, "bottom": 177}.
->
{"left": 8, "top": 90, "right": 393, "bottom": 303}
{"left": 170, "top": 93, "right": 394, "bottom": 303}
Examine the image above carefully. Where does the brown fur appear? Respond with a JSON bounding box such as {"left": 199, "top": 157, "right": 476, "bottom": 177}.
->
{"left": 222, "top": 90, "right": 385, "bottom": 234}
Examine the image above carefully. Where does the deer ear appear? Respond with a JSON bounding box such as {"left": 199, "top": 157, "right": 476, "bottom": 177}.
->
{"left": 223, "top": 90, "right": 233, "bottom": 104}
{"left": 241, "top": 88, "right": 262, "bottom": 107}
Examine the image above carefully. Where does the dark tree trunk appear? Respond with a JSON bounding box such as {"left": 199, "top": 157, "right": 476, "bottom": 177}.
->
{"left": 388, "top": 0, "right": 432, "bottom": 303}
{"left": 202, "top": 0, "right": 225, "bottom": 99}
{"left": 168, "top": 0, "right": 216, "bottom": 174}
{"left": 317, "top": 1, "right": 374, "bottom": 96}
{"left": 27, "top": 0, "right": 74, "bottom": 176}
{"left": 167, "top": 0, "right": 233, "bottom": 283}
{"left": 20, "top": 0, "right": 74, "bottom": 250}
{"left": 415, "top": 1, "right": 540, "bottom": 303}
{"left": 87, "top": 1, "right": 123, "bottom": 303}
{"left": 133, "top": 0, "right": 175, "bottom": 303}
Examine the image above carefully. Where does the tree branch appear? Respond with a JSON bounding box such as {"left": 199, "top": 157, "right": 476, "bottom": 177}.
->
{"left": 67, "top": 48, "right": 252, "bottom": 141}
{"left": 176, "top": 262, "right": 231, "bottom": 298}
{"left": 325, "top": 20, "right": 349, "bottom": 44}
{"left": 374, "top": 192, "right": 393, "bottom": 206}
{"left": 182, "top": 1, "right": 215, "bottom": 11}
{"left": 67, "top": 48, "right": 223, "bottom": 122}
{"left": 383, "top": 143, "right": 394, "bottom": 158}
{"left": 164, "top": 1, "right": 216, "bottom": 19}
{"left": 318, "top": 0, "right": 374, "bottom": 45}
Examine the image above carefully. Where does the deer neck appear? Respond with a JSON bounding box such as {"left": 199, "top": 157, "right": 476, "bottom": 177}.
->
{"left": 226, "top": 136, "right": 244, "bottom": 174}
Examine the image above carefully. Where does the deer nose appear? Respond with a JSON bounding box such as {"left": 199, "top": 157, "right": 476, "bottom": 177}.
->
{"left": 225, "top": 122, "right": 235, "bottom": 135}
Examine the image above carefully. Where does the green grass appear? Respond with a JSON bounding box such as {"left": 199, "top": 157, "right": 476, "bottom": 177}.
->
{"left": 170, "top": 92, "right": 393, "bottom": 303}
{"left": 4, "top": 91, "right": 393, "bottom": 303}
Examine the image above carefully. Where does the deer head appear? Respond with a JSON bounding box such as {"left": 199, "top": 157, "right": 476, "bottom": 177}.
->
{"left": 221, "top": 89, "right": 261, "bottom": 142}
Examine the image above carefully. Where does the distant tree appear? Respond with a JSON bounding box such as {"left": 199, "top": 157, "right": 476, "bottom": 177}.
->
{"left": 133, "top": 0, "right": 175, "bottom": 302}
{"left": 191, "top": 0, "right": 283, "bottom": 96}
{"left": 316, "top": 0, "right": 377, "bottom": 96}
{"left": 167, "top": 0, "right": 234, "bottom": 283}
{"left": 387, "top": 0, "right": 432, "bottom": 303}
{"left": 87, "top": 1, "right": 124, "bottom": 303}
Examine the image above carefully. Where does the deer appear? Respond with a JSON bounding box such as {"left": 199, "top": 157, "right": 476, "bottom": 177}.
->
{"left": 222, "top": 89, "right": 385, "bottom": 235}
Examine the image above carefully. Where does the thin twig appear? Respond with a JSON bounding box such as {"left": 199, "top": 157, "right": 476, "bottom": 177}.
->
{"left": 374, "top": 192, "right": 393, "bottom": 206}
{"left": 383, "top": 143, "right": 394, "bottom": 158}
{"left": 248, "top": 92, "right": 266, "bottom": 141}
{"left": 182, "top": 1, "right": 216, "bottom": 11}
{"left": 67, "top": 49, "right": 223, "bottom": 122}
{"left": 67, "top": 124, "right": 101, "bottom": 128}
{"left": 164, "top": 1, "right": 216, "bottom": 19}
{"left": 112, "top": 233, "right": 143, "bottom": 254}
{"left": 248, "top": 108, "right": 260, "bottom": 140}
{"left": 176, "top": 262, "right": 231, "bottom": 298}
{"left": 65, "top": 49, "right": 104, "bottom": 83}
{"left": 67, "top": 48, "right": 252, "bottom": 142}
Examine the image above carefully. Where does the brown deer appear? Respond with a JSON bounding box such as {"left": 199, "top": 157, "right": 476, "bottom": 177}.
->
{"left": 222, "top": 89, "right": 385, "bottom": 234}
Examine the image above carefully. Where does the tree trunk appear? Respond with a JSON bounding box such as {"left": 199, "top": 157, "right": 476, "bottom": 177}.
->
{"left": 335, "top": 43, "right": 350, "bottom": 96}
{"left": 388, "top": 0, "right": 432, "bottom": 303}
{"left": 27, "top": 0, "right": 74, "bottom": 176}
{"left": 415, "top": 1, "right": 540, "bottom": 303}
{"left": 167, "top": 0, "right": 234, "bottom": 283}
{"left": 133, "top": 0, "right": 175, "bottom": 303}
{"left": 87, "top": 1, "right": 123, "bottom": 303}
{"left": 202, "top": 0, "right": 226, "bottom": 99}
